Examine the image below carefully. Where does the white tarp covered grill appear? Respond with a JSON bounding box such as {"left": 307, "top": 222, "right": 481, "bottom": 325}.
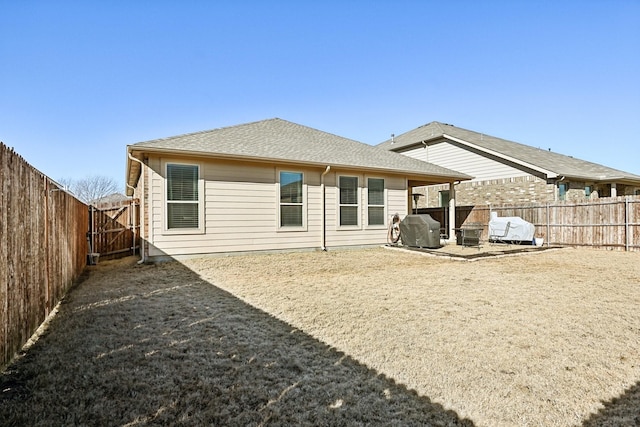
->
{"left": 488, "top": 212, "right": 535, "bottom": 243}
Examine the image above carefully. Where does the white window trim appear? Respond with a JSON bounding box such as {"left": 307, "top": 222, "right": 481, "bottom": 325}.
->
{"left": 337, "top": 174, "right": 362, "bottom": 230}
{"left": 163, "top": 160, "right": 205, "bottom": 235}
{"left": 365, "top": 176, "right": 387, "bottom": 229}
{"left": 276, "top": 169, "right": 307, "bottom": 232}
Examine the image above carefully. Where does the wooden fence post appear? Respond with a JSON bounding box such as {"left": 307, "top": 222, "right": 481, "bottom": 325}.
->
{"left": 625, "top": 196, "right": 630, "bottom": 252}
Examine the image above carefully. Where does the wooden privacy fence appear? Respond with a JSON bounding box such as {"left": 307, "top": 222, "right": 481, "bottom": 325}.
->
{"left": 1, "top": 143, "right": 88, "bottom": 371}
{"left": 421, "top": 196, "right": 640, "bottom": 251}
{"left": 89, "top": 199, "right": 139, "bottom": 261}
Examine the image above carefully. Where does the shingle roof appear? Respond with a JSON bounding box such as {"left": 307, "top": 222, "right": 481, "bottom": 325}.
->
{"left": 128, "top": 118, "right": 471, "bottom": 182}
{"left": 379, "top": 121, "right": 640, "bottom": 183}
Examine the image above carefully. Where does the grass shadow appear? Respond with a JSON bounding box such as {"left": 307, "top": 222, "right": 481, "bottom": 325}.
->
{"left": 582, "top": 380, "right": 640, "bottom": 426}
{"left": 0, "top": 257, "right": 474, "bottom": 426}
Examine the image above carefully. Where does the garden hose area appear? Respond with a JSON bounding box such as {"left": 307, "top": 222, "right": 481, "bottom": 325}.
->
{"left": 387, "top": 213, "right": 401, "bottom": 245}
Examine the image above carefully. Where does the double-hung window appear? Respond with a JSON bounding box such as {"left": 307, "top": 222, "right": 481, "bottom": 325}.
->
{"left": 339, "top": 176, "right": 359, "bottom": 226}
{"left": 166, "top": 163, "right": 200, "bottom": 230}
{"left": 279, "top": 171, "right": 304, "bottom": 228}
{"left": 367, "top": 178, "right": 385, "bottom": 226}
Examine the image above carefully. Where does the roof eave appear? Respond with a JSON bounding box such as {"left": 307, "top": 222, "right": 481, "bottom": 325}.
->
{"left": 126, "top": 145, "right": 471, "bottom": 185}
{"left": 384, "top": 135, "right": 443, "bottom": 152}
{"left": 125, "top": 146, "right": 143, "bottom": 196}
{"left": 551, "top": 172, "right": 640, "bottom": 185}
{"left": 594, "top": 177, "right": 640, "bottom": 185}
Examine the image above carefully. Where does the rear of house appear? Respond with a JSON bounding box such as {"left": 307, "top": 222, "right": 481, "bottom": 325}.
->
{"left": 126, "top": 119, "right": 470, "bottom": 261}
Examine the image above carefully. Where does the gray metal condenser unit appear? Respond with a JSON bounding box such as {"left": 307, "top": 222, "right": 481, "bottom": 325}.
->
{"left": 399, "top": 214, "right": 441, "bottom": 248}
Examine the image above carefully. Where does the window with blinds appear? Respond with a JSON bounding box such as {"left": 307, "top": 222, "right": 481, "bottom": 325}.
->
{"left": 339, "top": 176, "right": 359, "bottom": 226}
{"left": 166, "top": 163, "right": 200, "bottom": 229}
{"left": 280, "top": 171, "right": 303, "bottom": 227}
{"left": 367, "top": 178, "right": 385, "bottom": 226}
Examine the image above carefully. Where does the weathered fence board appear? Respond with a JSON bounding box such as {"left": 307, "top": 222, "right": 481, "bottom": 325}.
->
{"left": 420, "top": 196, "right": 640, "bottom": 251}
{"left": 1, "top": 142, "right": 88, "bottom": 371}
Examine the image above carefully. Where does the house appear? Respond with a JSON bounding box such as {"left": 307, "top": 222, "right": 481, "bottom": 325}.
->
{"left": 89, "top": 192, "right": 130, "bottom": 209}
{"left": 125, "top": 118, "right": 471, "bottom": 261}
{"left": 378, "top": 122, "right": 640, "bottom": 207}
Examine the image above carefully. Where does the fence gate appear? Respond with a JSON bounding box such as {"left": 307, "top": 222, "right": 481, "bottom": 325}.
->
{"left": 88, "top": 198, "right": 140, "bottom": 261}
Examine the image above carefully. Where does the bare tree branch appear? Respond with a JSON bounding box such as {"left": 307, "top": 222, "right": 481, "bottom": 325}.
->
{"left": 61, "top": 176, "right": 121, "bottom": 204}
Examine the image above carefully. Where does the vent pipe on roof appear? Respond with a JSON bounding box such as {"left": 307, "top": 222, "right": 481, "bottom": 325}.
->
{"left": 390, "top": 134, "right": 395, "bottom": 144}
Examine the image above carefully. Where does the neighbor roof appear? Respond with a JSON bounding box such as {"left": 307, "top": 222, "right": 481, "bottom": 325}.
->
{"left": 126, "top": 118, "right": 471, "bottom": 194}
{"left": 379, "top": 121, "right": 640, "bottom": 184}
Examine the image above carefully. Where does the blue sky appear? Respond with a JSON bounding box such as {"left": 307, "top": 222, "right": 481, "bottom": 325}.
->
{"left": 2, "top": 1, "right": 639, "bottom": 188}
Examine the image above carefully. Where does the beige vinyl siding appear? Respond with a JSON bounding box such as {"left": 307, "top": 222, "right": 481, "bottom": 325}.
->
{"left": 324, "top": 173, "right": 407, "bottom": 247}
{"left": 387, "top": 176, "right": 408, "bottom": 216}
{"left": 147, "top": 156, "right": 324, "bottom": 256}
{"left": 144, "top": 155, "right": 411, "bottom": 257}
{"left": 403, "top": 140, "right": 528, "bottom": 181}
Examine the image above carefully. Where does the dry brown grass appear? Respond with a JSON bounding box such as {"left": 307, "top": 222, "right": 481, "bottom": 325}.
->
{"left": 1, "top": 247, "right": 639, "bottom": 426}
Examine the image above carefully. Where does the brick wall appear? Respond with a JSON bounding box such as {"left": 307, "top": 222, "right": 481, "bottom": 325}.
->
{"left": 417, "top": 175, "right": 557, "bottom": 208}
{"left": 416, "top": 176, "right": 640, "bottom": 208}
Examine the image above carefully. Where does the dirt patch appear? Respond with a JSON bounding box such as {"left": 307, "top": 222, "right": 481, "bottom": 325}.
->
{"left": 1, "top": 247, "right": 639, "bottom": 426}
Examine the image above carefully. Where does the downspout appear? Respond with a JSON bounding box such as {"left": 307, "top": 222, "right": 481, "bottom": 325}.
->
{"left": 124, "top": 183, "right": 138, "bottom": 259}
{"left": 321, "top": 166, "right": 331, "bottom": 251}
{"left": 127, "top": 152, "right": 145, "bottom": 262}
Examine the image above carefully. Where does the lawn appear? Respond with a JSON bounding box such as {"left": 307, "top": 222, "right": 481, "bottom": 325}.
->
{"left": 1, "top": 247, "right": 639, "bottom": 426}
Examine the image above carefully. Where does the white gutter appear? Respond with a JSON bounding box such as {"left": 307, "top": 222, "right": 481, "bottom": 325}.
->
{"left": 127, "top": 152, "right": 145, "bottom": 262}
{"left": 321, "top": 166, "right": 331, "bottom": 251}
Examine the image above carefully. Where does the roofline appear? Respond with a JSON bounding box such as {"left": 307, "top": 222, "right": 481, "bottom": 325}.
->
{"left": 442, "top": 134, "right": 560, "bottom": 179}
{"left": 125, "top": 145, "right": 471, "bottom": 192}
{"left": 385, "top": 124, "right": 640, "bottom": 185}
{"left": 391, "top": 133, "right": 561, "bottom": 180}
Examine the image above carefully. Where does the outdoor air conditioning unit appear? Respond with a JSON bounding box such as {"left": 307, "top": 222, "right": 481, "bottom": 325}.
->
{"left": 399, "top": 214, "right": 441, "bottom": 248}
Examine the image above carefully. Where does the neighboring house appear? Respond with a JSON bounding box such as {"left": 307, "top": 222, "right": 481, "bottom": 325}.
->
{"left": 125, "top": 118, "right": 471, "bottom": 261}
{"left": 378, "top": 121, "right": 640, "bottom": 207}
{"left": 90, "top": 192, "right": 130, "bottom": 209}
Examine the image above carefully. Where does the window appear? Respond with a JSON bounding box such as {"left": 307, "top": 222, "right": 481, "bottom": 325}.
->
{"left": 367, "top": 178, "right": 385, "bottom": 226}
{"left": 558, "top": 183, "right": 568, "bottom": 201}
{"left": 585, "top": 185, "right": 592, "bottom": 197}
{"left": 339, "top": 176, "right": 359, "bottom": 226}
{"left": 439, "top": 190, "right": 450, "bottom": 207}
{"left": 166, "top": 163, "right": 200, "bottom": 229}
{"left": 279, "top": 171, "right": 303, "bottom": 227}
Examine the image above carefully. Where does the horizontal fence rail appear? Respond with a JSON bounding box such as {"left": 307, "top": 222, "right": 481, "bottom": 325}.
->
{"left": 1, "top": 143, "right": 88, "bottom": 371}
{"left": 420, "top": 196, "right": 640, "bottom": 251}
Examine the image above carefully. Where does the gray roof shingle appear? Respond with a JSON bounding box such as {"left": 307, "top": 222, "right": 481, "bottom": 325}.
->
{"left": 379, "top": 121, "right": 640, "bottom": 183}
{"left": 129, "top": 118, "right": 471, "bottom": 180}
